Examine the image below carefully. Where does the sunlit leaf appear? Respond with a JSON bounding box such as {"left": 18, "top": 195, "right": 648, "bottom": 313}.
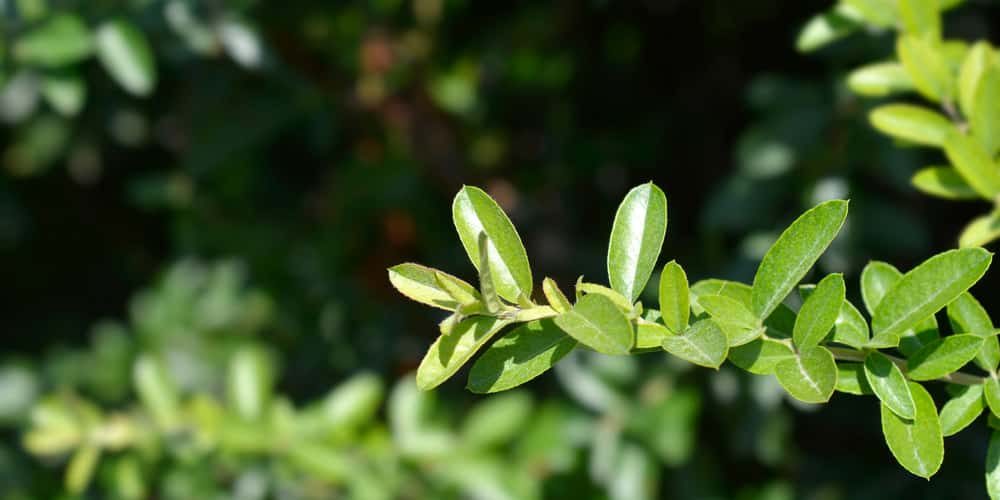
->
{"left": 940, "top": 384, "right": 985, "bottom": 436}
{"left": 775, "top": 346, "right": 837, "bottom": 403}
{"left": 468, "top": 319, "right": 576, "bottom": 393}
{"left": 416, "top": 317, "right": 512, "bottom": 390}
{"left": 911, "top": 167, "right": 979, "bottom": 200}
{"left": 847, "top": 62, "right": 913, "bottom": 96}
{"left": 607, "top": 182, "right": 668, "bottom": 302}
{"left": 897, "top": 34, "right": 954, "bottom": 102}
{"left": 795, "top": 7, "right": 862, "bottom": 53}
{"left": 728, "top": 337, "right": 794, "bottom": 375}
{"left": 869, "top": 104, "right": 952, "bottom": 147}
{"left": 554, "top": 294, "right": 633, "bottom": 355}
{"left": 864, "top": 352, "right": 915, "bottom": 419}
{"left": 543, "top": 277, "right": 572, "bottom": 313}
{"left": 943, "top": 130, "right": 1000, "bottom": 199}
{"left": 793, "top": 273, "right": 844, "bottom": 349}
{"left": 960, "top": 213, "right": 1000, "bottom": 249}
{"left": 906, "top": 334, "right": 984, "bottom": 381}
{"left": 388, "top": 263, "right": 478, "bottom": 311}
{"left": 658, "top": 260, "right": 689, "bottom": 334}
{"left": 95, "top": 20, "right": 157, "bottom": 97}
{"left": 881, "top": 381, "right": 943, "bottom": 479}
{"left": 947, "top": 292, "right": 1000, "bottom": 371}
{"left": 661, "top": 319, "right": 728, "bottom": 369}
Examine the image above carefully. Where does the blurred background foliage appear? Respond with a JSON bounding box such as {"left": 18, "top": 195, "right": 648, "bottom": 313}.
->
{"left": 1, "top": 0, "right": 999, "bottom": 498}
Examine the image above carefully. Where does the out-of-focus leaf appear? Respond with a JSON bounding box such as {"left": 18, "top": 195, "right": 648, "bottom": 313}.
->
{"left": 95, "top": 20, "right": 156, "bottom": 97}
{"left": 847, "top": 62, "right": 913, "bottom": 96}
{"left": 843, "top": 0, "right": 897, "bottom": 27}
{"left": 971, "top": 63, "right": 1000, "bottom": 156}
{"left": 795, "top": 7, "right": 862, "bottom": 53}
{"left": 943, "top": 130, "right": 1000, "bottom": 199}
{"left": 133, "top": 354, "right": 180, "bottom": 430}
{"left": 65, "top": 444, "right": 100, "bottom": 494}
{"left": 960, "top": 212, "right": 1000, "bottom": 249}
{"left": 607, "top": 182, "right": 667, "bottom": 302}
{"left": 468, "top": 319, "right": 576, "bottom": 393}
{"left": 959, "top": 42, "right": 992, "bottom": 119}
{"left": 554, "top": 294, "right": 633, "bottom": 355}
{"left": 911, "top": 166, "right": 979, "bottom": 200}
{"left": 869, "top": 104, "right": 952, "bottom": 147}
{"left": 898, "top": 0, "right": 941, "bottom": 42}
{"left": 227, "top": 345, "right": 274, "bottom": 421}
{"left": 14, "top": 14, "right": 93, "bottom": 67}
{"left": 461, "top": 391, "right": 533, "bottom": 449}
{"left": 41, "top": 71, "right": 85, "bottom": 116}
{"left": 881, "top": 382, "right": 943, "bottom": 478}
{"left": 775, "top": 346, "right": 836, "bottom": 403}
{"left": 416, "top": 316, "right": 512, "bottom": 390}
{"left": 988, "top": 431, "right": 1000, "bottom": 499}
{"left": 897, "top": 34, "right": 954, "bottom": 102}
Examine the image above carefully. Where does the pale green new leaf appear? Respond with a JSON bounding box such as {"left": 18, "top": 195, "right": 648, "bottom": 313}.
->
{"left": 897, "top": 34, "right": 954, "bottom": 102}
{"left": 960, "top": 213, "right": 1000, "bottom": 249}
{"left": 607, "top": 182, "right": 668, "bottom": 302}
{"left": 846, "top": 62, "right": 913, "bottom": 97}
{"left": 95, "top": 20, "right": 156, "bottom": 97}
{"left": 554, "top": 294, "right": 633, "bottom": 355}
{"left": 388, "top": 263, "right": 478, "bottom": 311}
{"left": 453, "top": 186, "right": 532, "bottom": 303}
{"left": 775, "top": 346, "right": 837, "bottom": 403}
{"left": 658, "top": 260, "right": 689, "bottom": 334}
{"left": 898, "top": 0, "right": 942, "bottom": 42}
{"left": 751, "top": 200, "right": 848, "bottom": 319}
{"left": 728, "top": 337, "right": 794, "bottom": 375}
{"left": 467, "top": 319, "right": 576, "bottom": 393}
{"left": 906, "top": 334, "right": 984, "bottom": 381}
{"left": 971, "top": 63, "right": 1000, "bottom": 156}
{"left": 836, "top": 362, "right": 874, "bottom": 395}
{"left": 542, "top": 277, "right": 572, "bottom": 314}
{"left": 912, "top": 167, "right": 979, "bottom": 200}
{"left": 940, "top": 384, "right": 985, "bottom": 437}
{"left": 635, "top": 321, "right": 672, "bottom": 350}
{"left": 478, "top": 232, "right": 503, "bottom": 313}
{"left": 869, "top": 104, "right": 952, "bottom": 147}
{"left": 872, "top": 248, "right": 992, "bottom": 339}
{"left": 576, "top": 281, "right": 634, "bottom": 313}
{"left": 842, "top": 0, "right": 897, "bottom": 27}
{"left": 881, "top": 381, "right": 943, "bottom": 479}
{"left": 864, "top": 352, "right": 915, "bottom": 419}
{"left": 416, "top": 316, "right": 512, "bottom": 390}
{"left": 985, "top": 377, "right": 1000, "bottom": 418}
{"left": 948, "top": 292, "right": 1000, "bottom": 371}
{"left": 661, "top": 320, "right": 728, "bottom": 369}
{"left": 434, "top": 271, "right": 479, "bottom": 307}
{"left": 793, "top": 273, "right": 845, "bottom": 349}
{"left": 959, "top": 41, "right": 992, "bottom": 119}
{"left": 943, "top": 130, "right": 1000, "bottom": 199}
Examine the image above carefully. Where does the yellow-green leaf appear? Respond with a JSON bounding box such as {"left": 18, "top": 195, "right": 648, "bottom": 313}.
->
{"left": 959, "top": 41, "right": 993, "bottom": 119}
{"left": 960, "top": 213, "right": 1000, "bottom": 249}
{"left": 661, "top": 319, "right": 728, "bottom": 369}
{"left": 658, "top": 260, "right": 689, "bottom": 334}
{"left": 388, "top": 263, "right": 479, "bottom": 311}
{"left": 898, "top": 0, "right": 942, "bottom": 42}
{"left": 847, "top": 61, "right": 913, "bottom": 97}
{"left": 468, "top": 319, "right": 575, "bottom": 393}
{"left": 836, "top": 362, "right": 874, "bottom": 395}
{"left": 554, "top": 294, "right": 633, "bottom": 355}
{"left": 416, "top": 316, "right": 512, "bottom": 390}
{"left": 971, "top": 63, "right": 1000, "bottom": 156}
{"left": 943, "top": 130, "right": 1000, "bottom": 199}
{"left": 911, "top": 166, "right": 979, "bottom": 200}
{"left": 940, "top": 384, "right": 985, "bottom": 436}
{"left": 869, "top": 104, "right": 952, "bottom": 147}
{"left": 542, "top": 277, "right": 572, "bottom": 313}
{"left": 897, "top": 34, "right": 954, "bottom": 102}
{"left": 608, "top": 182, "right": 668, "bottom": 302}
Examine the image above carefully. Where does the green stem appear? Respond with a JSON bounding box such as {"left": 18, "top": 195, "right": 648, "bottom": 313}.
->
{"left": 825, "top": 346, "right": 985, "bottom": 386}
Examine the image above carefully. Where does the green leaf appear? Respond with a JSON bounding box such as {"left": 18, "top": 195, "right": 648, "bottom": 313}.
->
{"left": 692, "top": 278, "right": 797, "bottom": 336}
{"left": 65, "top": 444, "right": 100, "bottom": 494}
{"left": 943, "top": 130, "right": 1000, "bottom": 199}
{"left": 227, "top": 345, "right": 274, "bottom": 421}
{"left": 554, "top": 294, "right": 633, "bottom": 355}
{"left": 971, "top": 62, "right": 1000, "bottom": 157}
{"left": 912, "top": 166, "right": 979, "bottom": 200}
{"left": 988, "top": 430, "right": 1000, "bottom": 499}
{"left": 958, "top": 41, "right": 992, "bottom": 120}
{"left": 872, "top": 248, "right": 992, "bottom": 339}
{"left": 728, "top": 337, "right": 795, "bottom": 375}
{"left": 751, "top": 200, "right": 848, "bottom": 319}
{"left": 960, "top": 213, "right": 1000, "bottom": 249}
{"left": 700, "top": 294, "right": 760, "bottom": 331}
{"left": 576, "top": 281, "right": 634, "bottom": 313}
{"left": 897, "top": 34, "right": 954, "bottom": 102}
{"left": 832, "top": 300, "right": 870, "bottom": 349}
{"left": 388, "top": 263, "right": 479, "bottom": 311}
{"left": 881, "top": 381, "right": 943, "bottom": 478}
{"left": 453, "top": 186, "right": 532, "bottom": 303}
{"left": 985, "top": 377, "right": 1000, "bottom": 418}
{"left": 898, "top": 0, "right": 942, "bottom": 42}
{"left": 477, "top": 232, "right": 504, "bottom": 313}
{"left": 416, "top": 316, "right": 512, "bottom": 390}
{"left": 793, "top": 273, "right": 845, "bottom": 349}
{"left": 836, "top": 362, "right": 874, "bottom": 395}
{"left": 658, "top": 260, "right": 689, "bottom": 334}
{"left": 460, "top": 391, "right": 533, "bottom": 448}
{"left": 661, "top": 319, "right": 728, "bottom": 369}
{"left": 906, "top": 334, "right": 984, "bottom": 381}
{"left": 542, "top": 277, "right": 572, "bottom": 314}
{"left": 842, "top": 0, "right": 897, "bottom": 27}
{"left": 862, "top": 261, "right": 938, "bottom": 352}
{"left": 948, "top": 292, "right": 1000, "bottom": 371}
{"left": 95, "top": 20, "right": 156, "bottom": 97}
{"left": 861, "top": 261, "right": 901, "bottom": 315}
{"left": 869, "top": 104, "right": 952, "bottom": 147}
{"left": 607, "top": 182, "right": 668, "bottom": 302}
{"left": 635, "top": 320, "right": 672, "bottom": 350}
{"left": 864, "top": 352, "right": 916, "bottom": 419}
{"left": 14, "top": 14, "right": 93, "bottom": 68}
{"left": 775, "top": 346, "right": 837, "bottom": 403}
{"left": 41, "top": 71, "right": 85, "bottom": 117}
{"left": 133, "top": 354, "right": 180, "bottom": 430}
{"left": 847, "top": 62, "right": 913, "bottom": 97}
{"left": 795, "top": 7, "right": 862, "bottom": 53}
{"left": 434, "top": 271, "right": 480, "bottom": 307}
{"left": 467, "top": 319, "right": 575, "bottom": 393}
{"left": 940, "top": 384, "right": 985, "bottom": 436}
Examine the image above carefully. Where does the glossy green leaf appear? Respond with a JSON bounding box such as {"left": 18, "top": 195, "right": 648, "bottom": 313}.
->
{"left": 554, "top": 294, "right": 633, "bottom": 355}
{"left": 41, "top": 71, "right": 85, "bottom": 117}
{"left": 434, "top": 271, "right": 479, "bottom": 308}
{"left": 700, "top": 294, "right": 760, "bottom": 330}
{"left": 728, "top": 337, "right": 795, "bottom": 375}
{"left": 985, "top": 377, "right": 1000, "bottom": 418}
{"left": 14, "top": 14, "right": 93, "bottom": 67}
{"left": 987, "top": 431, "right": 1000, "bottom": 499}
{"left": 940, "top": 384, "right": 985, "bottom": 436}
{"left": 658, "top": 260, "right": 689, "bottom": 334}
{"left": 897, "top": 34, "right": 954, "bottom": 101}
{"left": 971, "top": 63, "right": 1000, "bottom": 156}
{"left": 576, "top": 281, "right": 634, "bottom": 312}
{"left": 751, "top": 200, "right": 848, "bottom": 319}
{"left": 836, "top": 362, "right": 874, "bottom": 395}
{"left": 607, "top": 182, "right": 668, "bottom": 302}
{"left": 542, "top": 277, "right": 572, "bottom": 314}
{"left": 478, "top": 232, "right": 504, "bottom": 313}
{"left": 872, "top": 248, "right": 992, "bottom": 339}
{"left": 775, "top": 346, "right": 837, "bottom": 403}
{"left": 898, "top": 0, "right": 941, "bottom": 42}
{"left": 793, "top": 273, "right": 845, "bottom": 349}
{"left": 795, "top": 7, "right": 862, "bottom": 53}
{"left": 95, "top": 20, "right": 156, "bottom": 97}
{"left": 416, "top": 316, "right": 512, "bottom": 390}
{"left": 906, "top": 334, "right": 984, "bottom": 381}
{"left": 869, "top": 104, "right": 952, "bottom": 146}
{"left": 864, "top": 352, "right": 916, "bottom": 419}
{"left": 912, "top": 166, "right": 979, "bottom": 200}
{"left": 948, "top": 292, "right": 1000, "bottom": 371}
{"left": 881, "top": 381, "right": 943, "bottom": 479}
{"left": 960, "top": 213, "right": 1000, "bottom": 249}
{"left": 832, "top": 300, "right": 870, "bottom": 349}
{"left": 861, "top": 261, "right": 901, "bottom": 315}
{"left": 661, "top": 319, "right": 728, "bottom": 369}
{"left": 635, "top": 320, "right": 672, "bottom": 350}
{"left": 959, "top": 41, "right": 992, "bottom": 119}
{"left": 847, "top": 61, "right": 913, "bottom": 97}
{"left": 453, "top": 186, "right": 532, "bottom": 303}
{"left": 467, "top": 319, "right": 576, "bottom": 393}
{"left": 943, "top": 130, "right": 1000, "bottom": 199}
{"left": 388, "top": 263, "right": 479, "bottom": 311}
